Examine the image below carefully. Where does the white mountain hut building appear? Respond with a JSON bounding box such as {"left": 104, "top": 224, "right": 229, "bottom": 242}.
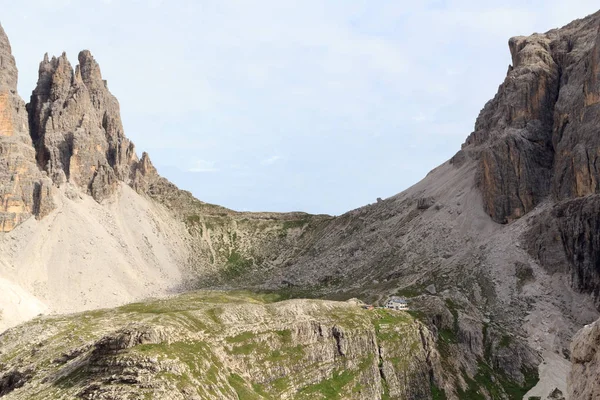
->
{"left": 385, "top": 296, "right": 409, "bottom": 311}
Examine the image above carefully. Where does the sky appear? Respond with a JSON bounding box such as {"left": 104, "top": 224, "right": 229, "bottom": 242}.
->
{"left": 1, "top": 1, "right": 599, "bottom": 215}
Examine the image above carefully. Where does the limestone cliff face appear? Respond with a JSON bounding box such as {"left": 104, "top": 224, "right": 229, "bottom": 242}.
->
{"left": 461, "top": 11, "right": 600, "bottom": 223}
{"left": 27, "top": 50, "right": 156, "bottom": 202}
{"left": 526, "top": 195, "right": 600, "bottom": 305}
{"left": 452, "top": 10, "right": 600, "bottom": 308}
{"left": 568, "top": 318, "right": 600, "bottom": 399}
{"left": 463, "top": 33, "right": 558, "bottom": 223}
{"left": 0, "top": 24, "right": 54, "bottom": 232}
{"left": 0, "top": 293, "right": 446, "bottom": 400}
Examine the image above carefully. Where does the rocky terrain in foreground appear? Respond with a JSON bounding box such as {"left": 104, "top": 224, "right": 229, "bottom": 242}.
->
{"left": 568, "top": 318, "right": 600, "bottom": 399}
{"left": 0, "top": 291, "right": 443, "bottom": 400}
{"left": 1, "top": 7, "right": 600, "bottom": 400}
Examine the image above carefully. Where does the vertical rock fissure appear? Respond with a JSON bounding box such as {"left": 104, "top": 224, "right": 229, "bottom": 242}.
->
{"left": 418, "top": 324, "right": 436, "bottom": 386}
{"left": 375, "top": 334, "right": 389, "bottom": 398}
{"left": 331, "top": 326, "right": 345, "bottom": 357}
{"left": 31, "top": 182, "right": 41, "bottom": 216}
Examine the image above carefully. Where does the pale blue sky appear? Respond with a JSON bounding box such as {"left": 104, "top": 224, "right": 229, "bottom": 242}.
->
{"left": 2, "top": 1, "right": 599, "bottom": 215}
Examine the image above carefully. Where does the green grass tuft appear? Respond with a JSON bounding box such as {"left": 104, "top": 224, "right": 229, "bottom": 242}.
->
{"left": 223, "top": 250, "right": 254, "bottom": 279}
{"left": 299, "top": 370, "right": 356, "bottom": 399}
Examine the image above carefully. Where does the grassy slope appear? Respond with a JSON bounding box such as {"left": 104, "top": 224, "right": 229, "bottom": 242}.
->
{"left": 0, "top": 291, "right": 429, "bottom": 400}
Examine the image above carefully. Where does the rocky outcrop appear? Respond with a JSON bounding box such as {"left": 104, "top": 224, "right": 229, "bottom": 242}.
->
{"left": 0, "top": 24, "right": 54, "bottom": 232}
{"left": 568, "top": 318, "right": 600, "bottom": 399}
{"left": 547, "top": 388, "right": 565, "bottom": 400}
{"left": 451, "top": 10, "right": 600, "bottom": 320}
{"left": 526, "top": 194, "right": 600, "bottom": 305}
{"left": 0, "top": 27, "right": 161, "bottom": 232}
{"left": 27, "top": 50, "right": 157, "bottom": 202}
{"left": 461, "top": 11, "right": 600, "bottom": 224}
{"left": 464, "top": 33, "right": 558, "bottom": 223}
{"left": 552, "top": 23, "right": 600, "bottom": 200}
{"left": 0, "top": 293, "right": 447, "bottom": 400}
{"left": 0, "top": 368, "right": 32, "bottom": 396}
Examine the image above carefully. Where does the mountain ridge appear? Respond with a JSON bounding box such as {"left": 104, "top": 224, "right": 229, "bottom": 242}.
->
{"left": 2, "top": 10, "right": 600, "bottom": 399}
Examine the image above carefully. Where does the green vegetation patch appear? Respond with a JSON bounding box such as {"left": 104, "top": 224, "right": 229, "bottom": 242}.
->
{"left": 54, "top": 365, "right": 88, "bottom": 389}
{"left": 185, "top": 215, "right": 201, "bottom": 225}
{"left": 445, "top": 299, "right": 460, "bottom": 331}
{"left": 118, "top": 290, "right": 290, "bottom": 316}
{"left": 271, "top": 376, "right": 291, "bottom": 392}
{"left": 438, "top": 328, "right": 458, "bottom": 343}
{"left": 395, "top": 285, "right": 425, "bottom": 298}
{"left": 515, "top": 262, "right": 534, "bottom": 290}
{"left": 431, "top": 382, "right": 448, "bottom": 400}
{"left": 223, "top": 250, "right": 254, "bottom": 279}
{"left": 435, "top": 298, "right": 460, "bottom": 346}
{"left": 299, "top": 369, "right": 356, "bottom": 399}
{"left": 265, "top": 345, "right": 304, "bottom": 363}
{"left": 499, "top": 335, "right": 512, "bottom": 348}
{"left": 373, "top": 309, "right": 413, "bottom": 341}
{"left": 226, "top": 331, "right": 256, "bottom": 343}
{"left": 228, "top": 374, "right": 262, "bottom": 400}
{"left": 274, "top": 329, "right": 292, "bottom": 343}
{"left": 228, "top": 342, "right": 262, "bottom": 356}
{"left": 282, "top": 218, "right": 310, "bottom": 230}
{"left": 457, "top": 361, "right": 539, "bottom": 400}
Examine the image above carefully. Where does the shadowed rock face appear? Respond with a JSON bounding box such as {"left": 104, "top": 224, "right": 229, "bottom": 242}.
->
{"left": 27, "top": 50, "right": 156, "bottom": 202}
{"left": 0, "top": 24, "right": 54, "bottom": 232}
{"left": 457, "top": 10, "right": 600, "bottom": 313}
{"left": 462, "top": 12, "right": 600, "bottom": 224}
{"left": 526, "top": 194, "right": 600, "bottom": 306}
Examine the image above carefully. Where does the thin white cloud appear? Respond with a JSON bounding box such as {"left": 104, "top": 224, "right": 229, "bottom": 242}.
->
{"left": 261, "top": 155, "right": 283, "bottom": 166}
{"left": 413, "top": 113, "right": 428, "bottom": 122}
{"left": 188, "top": 160, "right": 218, "bottom": 173}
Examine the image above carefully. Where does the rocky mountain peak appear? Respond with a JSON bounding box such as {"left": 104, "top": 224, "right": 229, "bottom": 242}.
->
{"left": 28, "top": 50, "right": 155, "bottom": 202}
{"left": 77, "top": 50, "right": 104, "bottom": 90}
{"left": 0, "top": 23, "right": 18, "bottom": 90}
{"left": 0, "top": 23, "right": 54, "bottom": 232}
{"left": 458, "top": 11, "right": 600, "bottom": 223}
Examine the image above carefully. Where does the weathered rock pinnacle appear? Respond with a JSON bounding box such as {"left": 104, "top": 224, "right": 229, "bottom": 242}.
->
{"left": 27, "top": 49, "right": 157, "bottom": 202}
{"left": 0, "top": 23, "right": 54, "bottom": 232}
{"left": 0, "top": 24, "right": 18, "bottom": 89}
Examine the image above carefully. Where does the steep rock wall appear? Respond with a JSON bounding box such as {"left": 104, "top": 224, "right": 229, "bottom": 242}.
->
{"left": 461, "top": 12, "right": 600, "bottom": 224}
{"left": 0, "top": 24, "right": 54, "bottom": 232}
{"left": 568, "top": 318, "right": 600, "bottom": 399}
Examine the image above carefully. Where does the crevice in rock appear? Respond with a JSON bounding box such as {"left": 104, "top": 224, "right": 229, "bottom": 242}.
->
{"left": 375, "top": 334, "right": 388, "bottom": 397}
{"left": 32, "top": 181, "right": 42, "bottom": 216}
{"left": 0, "top": 368, "right": 33, "bottom": 397}
{"left": 331, "top": 326, "right": 344, "bottom": 357}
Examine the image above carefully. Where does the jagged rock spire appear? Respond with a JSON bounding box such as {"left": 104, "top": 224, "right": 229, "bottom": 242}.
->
{"left": 0, "top": 22, "right": 18, "bottom": 90}
{"left": 27, "top": 50, "right": 157, "bottom": 202}
{"left": 0, "top": 23, "right": 54, "bottom": 231}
